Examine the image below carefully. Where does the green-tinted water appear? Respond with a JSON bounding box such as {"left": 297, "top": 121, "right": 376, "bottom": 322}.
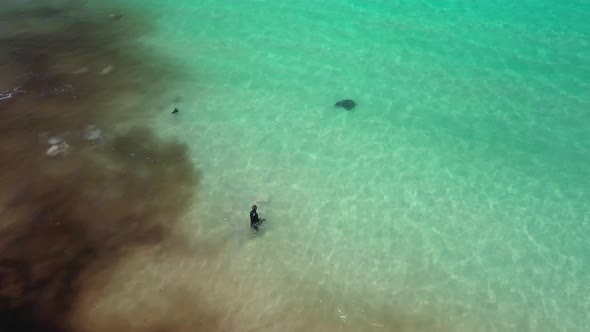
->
{"left": 128, "top": 0, "right": 589, "bottom": 330}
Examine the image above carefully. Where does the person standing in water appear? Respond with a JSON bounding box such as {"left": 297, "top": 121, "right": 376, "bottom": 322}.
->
{"left": 250, "top": 205, "right": 262, "bottom": 232}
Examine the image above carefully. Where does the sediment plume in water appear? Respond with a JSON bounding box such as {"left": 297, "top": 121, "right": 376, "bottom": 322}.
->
{"left": 0, "top": 2, "right": 208, "bottom": 331}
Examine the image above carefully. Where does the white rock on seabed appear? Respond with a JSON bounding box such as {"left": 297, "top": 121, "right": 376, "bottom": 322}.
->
{"left": 47, "top": 136, "right": 63, "bottom": 145}
{"left": 73, "top": 67, "right": 89, "bottom": 75}
{"left": 46, "top": 142, "right": 70, "bottom": 157}
{"left": 0, "top": 87, "right": 24, "bottom": 101}
{"left": 100, "top": 65, "right": 114, "bottom": 75}
{"left": 82, "top": 125, "right": 103, "bottom": 141}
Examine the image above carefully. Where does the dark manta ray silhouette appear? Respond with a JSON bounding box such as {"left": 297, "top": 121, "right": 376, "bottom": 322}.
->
{"left": 334, "top": 99, "right": 356, "bottom": 111}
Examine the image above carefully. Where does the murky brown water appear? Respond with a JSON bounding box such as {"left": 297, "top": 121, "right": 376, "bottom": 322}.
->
{"left": 0, "top": 2, "right": 209, "bottom": 331}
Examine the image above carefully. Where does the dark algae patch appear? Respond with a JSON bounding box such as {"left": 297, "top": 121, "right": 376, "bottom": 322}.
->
{"left": 0, "top": 1, "right": 204, "bottom": 332}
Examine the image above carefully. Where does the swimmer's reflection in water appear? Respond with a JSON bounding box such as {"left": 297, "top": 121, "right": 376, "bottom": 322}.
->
{"left": 250, "top": 205, "right": 265, "bottom": 233}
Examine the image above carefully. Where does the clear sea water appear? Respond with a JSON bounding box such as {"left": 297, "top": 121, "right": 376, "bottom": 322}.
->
{"left": 121, "top": 0, "right": 589, "bottom": 330}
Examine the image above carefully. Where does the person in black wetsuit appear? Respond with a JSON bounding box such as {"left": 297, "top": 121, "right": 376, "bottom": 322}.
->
{"left": 250, "top": 205, "right": 261, "bottom": 232}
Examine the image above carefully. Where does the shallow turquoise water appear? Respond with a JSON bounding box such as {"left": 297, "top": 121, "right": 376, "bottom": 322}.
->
{"left": 131, "top": 0, "right": 589, "bottom": 330}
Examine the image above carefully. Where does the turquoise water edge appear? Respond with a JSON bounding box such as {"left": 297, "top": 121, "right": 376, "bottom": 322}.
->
{"left": 133, "top": 0, "right": 589, "bottom": 331}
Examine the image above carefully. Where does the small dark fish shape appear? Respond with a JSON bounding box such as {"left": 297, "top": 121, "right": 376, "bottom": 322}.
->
{"left": 334, "top": 99, "right": 356, "bottom": 111}
{"left": 172, "top": 108, "right": 180, "bottom": 114}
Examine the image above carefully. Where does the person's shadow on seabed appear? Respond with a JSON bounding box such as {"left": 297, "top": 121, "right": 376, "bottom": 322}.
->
{"left": 249, "top": 205, "right": 265, "bottom": 234}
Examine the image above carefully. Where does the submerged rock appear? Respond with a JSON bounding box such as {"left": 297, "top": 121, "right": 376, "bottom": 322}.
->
{"left": 82, "top": 125, "right": 103, "bottom": 141}
{"left": 73, "top": 67, "right": 89, "bottom": 75}
{"left": 46, "top": 142, "right": 69, "bottom": 157}
{"left": 0, "top": 87, "right": 24, "bottom": 101}
{"left": 47, "top": 136, "right": 63, "bottom": 145}
{"left": 100, "top": 65, "right": 114, "bottom": 75}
